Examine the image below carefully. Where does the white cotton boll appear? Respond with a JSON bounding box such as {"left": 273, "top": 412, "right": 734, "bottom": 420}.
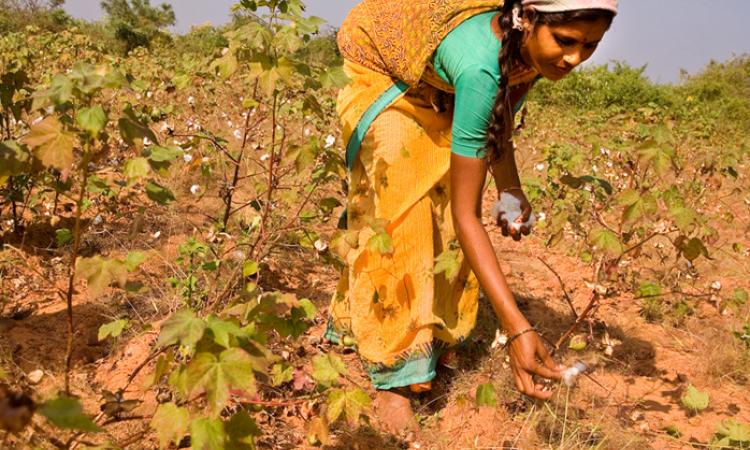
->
{"left": 537, "top": 212, "right": 546, "bottom": 221}
{"left": 314, "top": 239, "right": 328, "bottom": 253}
{"left": 221, "top": 47, "right": 229, "bottom": 56}
{"left": 227, "top": 120, "right": 233, "bottom": 127}
{"left": 143, "top": 137, "right": 151, "bottom": 146}
{"left": 535, "top": 163, "right": 545, "bottom": 171}
{"left": 190, "top": 185, "right": 201, "bottom": 195}
{"left": 592, "top": 165, "right": 598, "bottom": 173}
{"left": 324, "top": 135, "right": 336, "bottom": 149}
{"left": 93, "top": 214, "right": 103, "bottom": 225}
{"left": 188, "top": 96, "right": 196, "bottom": 106}
{"left": 491, "top": 192, "right": 537, "bottom": 232}
{"left": 562, "top": 362, "right": 588, "bottom": 387}
{"left": 304, "top": 128, "right": 311, "bottom": 137}
{"left": 233, "top": 129, "right": 242, "bottom": 140}
{"left": 260, "top": 154, "right": 270, "bottom": 162}
{"left": 202, "top": 156, "right": 210, "bottom": 163}
{"left": 146, "top": 91, "right": 153, "bottom": 99}
{"left": 710, "top": 280, "right": 722, "bottom": 291}
{"left": 490, "top": 329, "right": 508, "bottom": 350}
{"left": 183, "top": 154, "right": 193, "bottom": 163}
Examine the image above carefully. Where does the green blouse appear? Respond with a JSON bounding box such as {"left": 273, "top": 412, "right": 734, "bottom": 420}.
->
{"left": 433, "top": 11, "right": 530, "bottom": 158}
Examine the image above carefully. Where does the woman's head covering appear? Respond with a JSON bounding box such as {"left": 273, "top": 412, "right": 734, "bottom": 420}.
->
{"left": 521, "top": 0, "right": 618, "bottom": 15}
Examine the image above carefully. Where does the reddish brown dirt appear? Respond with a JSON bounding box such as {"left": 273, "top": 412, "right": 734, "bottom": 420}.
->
{"left": 1, "top": 167, "right": 748, "bottom": 450}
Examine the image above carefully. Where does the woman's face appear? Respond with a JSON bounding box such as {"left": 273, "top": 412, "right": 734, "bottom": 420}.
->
{"left": 521, "top": 16, "right": 611, "bottom": 81}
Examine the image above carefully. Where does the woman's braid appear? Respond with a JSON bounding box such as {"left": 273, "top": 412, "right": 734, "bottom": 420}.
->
{"left": 484, "top": 0, "right": 526, "bottom": 164}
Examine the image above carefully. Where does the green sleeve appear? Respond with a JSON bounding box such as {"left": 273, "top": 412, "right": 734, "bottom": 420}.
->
{"left": 451, "top": 65, "right": 500, "bottom": 158}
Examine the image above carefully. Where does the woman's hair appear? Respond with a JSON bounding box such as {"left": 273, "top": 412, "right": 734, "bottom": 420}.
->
{"left": 484, "top": 1, "right": 615, "bottom": 164}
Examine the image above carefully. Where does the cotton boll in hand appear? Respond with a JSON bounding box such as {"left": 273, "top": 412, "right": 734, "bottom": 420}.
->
{"left": 562, "top": 362, "right": 588, "bottom": 387}
{"left": 491, "top": 192, "right": 536, "bottom": 232}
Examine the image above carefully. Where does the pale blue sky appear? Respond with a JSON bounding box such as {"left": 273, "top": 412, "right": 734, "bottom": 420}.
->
{"left": 64, "top": 0, "right": 750, "bottom": 84}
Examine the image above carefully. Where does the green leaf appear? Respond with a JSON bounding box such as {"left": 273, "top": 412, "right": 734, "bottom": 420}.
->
{"left": 225, "top": 411, "right": 260, "bottom": 450}
{"left": 326, "top": 388, "right": 371, "bottom": 426}
{"left": 98, "top": 319, "right": 129, "bottom": 341}
{"left": 270, "top": 363, "right": 293, "bottom": 386}
{"left": 434, "top": 249, "right": 461, "bottom": 283}
{"left": 186, "top": 348, "right": 258, "bottom": 415}
{"left": 145, "top": 181, "right": 175, "bottom": 205}
{"left": 124, "top": 157, "right": 150, "bottom": 181}
{"left": 172, "top": 73, "right": 191, "bottom": 90}
{"left": 288, "top": 143, "right": 316, "bottom": 174}
{"left": 118, "top": 106, "right": 158, "bottom": 146}
{"left": 568, "top": 335, "right": 587, "bottom": 351}
{"left": 297, "top": 299, "right": 317, "bottom": 320}
{"left": 616, "top": 189, "right": 640, "bottom": 207}
{"left": 156, "top": 309, "right": 206, "bottom": 349}
{"left": 56, "top": 228, "right": 74, "bottom": 246}
{"left": 367, "top": 232, "right": 394, "bottom": 256}
{"left": 147, "top": 145, "right": 183, "bottom": 164}
{"left": 637, "top": 281, "right": 662, "bottom": 298}
{"left": 669, "top": 206, "right": 697, "bottom": 232}
{"left": 211, "top": 53, "right": 239, "bottom": 79}
{"left": 663, "top": 425, "right": 682, "bottom": 439}
{"left": 475, "top": 383, "right": 497, "bottom": 407}
{"left": 638, "top": 139, "right": 674, "bottom": 175}
{"left": 0, "top": 141, "right": 32, "bottom": 177}
{"left": 21, "top": 116, "right": 76, "bottom": 172}
{"left": 677, "top": 237, "right": 709, "bottom": 262}
{"left": 681, "top": 385, "right": 709, "bottom": 413}
{"left": 75, "top": 256, "right": 128, "bottom": 295}
{"left": 39, "top": 396, "right": 101, "bottom": 432}
{"left": 242, "top": 260, "right": 259, "bottom": 277}
{"left": 715, "top": 419, "right": 750, "bottom": 443}
{"left": 103, "top": 69, "right": 129, "bottom": 89}
{"left": 48, "top": 74, "right": 74, "bottom": 105}
{"left": 732, "top": 288, "right": 748, "bottom": 305}
{"left": 150, "top": 403, "right": 189, "bottom": 449}
{"left": 125, "top": 251, "right": 146, "bottom": 272}
{"left": 76, "top": 106, "right": 107, "bottom": 138}
{"left": 320, "top": 65, "right": 350, "bottom": 89}
{"left": 312, "top": 353, "right": 347, "bottom": 387}
{"left": 588, "top": 227, "right": 622, "bottom": 258}
{"left": 622, "top": 193, "right": 657, "bottom": 222}
{"left": 190, "top": 417, "right": 226, "bottom": 450}
{"left": 206, "top": 315, "right": 245, "bottom": 349}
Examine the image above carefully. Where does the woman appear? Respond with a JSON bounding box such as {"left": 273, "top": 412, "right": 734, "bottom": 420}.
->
{"left": 326, "top": 0, "right": 617, "bottom": 430}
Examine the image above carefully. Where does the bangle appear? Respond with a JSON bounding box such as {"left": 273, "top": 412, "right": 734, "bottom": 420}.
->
{"left": 503, "top": 327, "right": 537, "bottom": 350}
{"left": 501, "top": 186, "right": 523, "bottom": 194}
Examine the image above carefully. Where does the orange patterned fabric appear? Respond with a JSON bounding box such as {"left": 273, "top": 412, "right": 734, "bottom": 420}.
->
{"left": 338, "top": 0, "right": 503, "bottom": 87}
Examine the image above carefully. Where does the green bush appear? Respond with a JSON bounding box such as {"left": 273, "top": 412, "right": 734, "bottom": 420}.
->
{"left": 530, "top": 62, "right": 672, "bottom": 112}
{"left": 101, "top": 0, "right": 176, "bottom": 53}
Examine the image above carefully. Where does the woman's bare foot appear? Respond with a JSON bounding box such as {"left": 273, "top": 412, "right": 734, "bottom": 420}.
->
{"left": 374, "top": 389, "right": 419, "bottom": 435}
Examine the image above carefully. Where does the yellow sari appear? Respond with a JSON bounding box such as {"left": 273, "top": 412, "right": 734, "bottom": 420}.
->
{"left": 326, "top": 60, "right": 480, "bottom": 390}
{"left": 326, "top": 0, "right": 535, "bottom": 391}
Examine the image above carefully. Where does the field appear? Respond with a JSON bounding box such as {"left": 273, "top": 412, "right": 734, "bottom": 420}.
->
{"left": 1, "top": 1, "right": 749, "bottom": 449}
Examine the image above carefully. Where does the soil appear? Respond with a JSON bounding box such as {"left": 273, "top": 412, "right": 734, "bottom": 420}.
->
{"left": 1, "top": 154, "right": 749, "bottom": 450}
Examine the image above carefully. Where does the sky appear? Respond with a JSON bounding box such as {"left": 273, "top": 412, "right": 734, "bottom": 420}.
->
{"left": 64, "top": 0, "right": 750, "bottom": 84}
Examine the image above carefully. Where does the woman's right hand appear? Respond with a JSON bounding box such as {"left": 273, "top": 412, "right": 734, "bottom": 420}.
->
{"left": 495, "top": 188, "right": 534, "bottom": 241}
{"left": 506, "top": 330, "right": 562, "bottom": 400}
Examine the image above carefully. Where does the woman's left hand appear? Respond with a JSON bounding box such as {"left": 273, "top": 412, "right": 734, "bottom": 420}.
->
{"left": 496, "top": 188, "right": 533, "bottom": 241}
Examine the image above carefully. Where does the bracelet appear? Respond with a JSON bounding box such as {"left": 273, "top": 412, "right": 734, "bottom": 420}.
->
{"left": 502, "top": 327, "right": 537, "bottom": 350}
{"left": 500, "top": 186, "right": 523, "bottom": 194}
